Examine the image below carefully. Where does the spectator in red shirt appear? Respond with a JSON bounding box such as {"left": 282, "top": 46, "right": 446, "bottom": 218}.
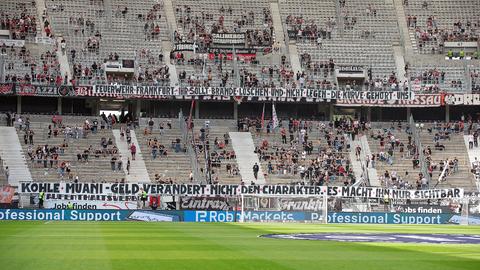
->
{"left": 130, "top": 143, "right": 136, "bottom": 160}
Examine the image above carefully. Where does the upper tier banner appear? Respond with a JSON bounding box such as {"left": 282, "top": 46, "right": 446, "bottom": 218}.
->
{"left": 211, "top": 33, "right": 246, "bottom": 46}
{"left": 336, "top": 93, "right": 445, "bottom": 107}
{"left": 2, "top": 83, "right": 480, "bottom": 106}
{"left": 89, "top": 85, "right": 415, "bottom": 101}
{"left": 19, "top": 182, "right": 464, "bottom": 200}
{"left": 0, "top": 83, "right": 78, "bottom": 97}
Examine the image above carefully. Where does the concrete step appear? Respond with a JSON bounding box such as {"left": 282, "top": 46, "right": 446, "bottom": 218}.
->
{"left": 392, "top": 0, "right": 414, "bottom": 57}
{"left": 162, "top": 41, "right": 179, "bottom": 87}
{"left": 112, "top": 129, "right": 150, "bottom": 183}
{"left": 0, "top": 127, "right": 33, "bottom": 186}
{"left": 288, "top": 43, "right": 302, "bottom": 74}
{"left": 463, "top": 135, "right": 480, "bottom": 191}
{"left": 359, "top": 135, "right": 380, "bottom": 186}
{"left": 229, "top": 132, "right": 265, "bottom": 184}
{"left": 270, "top": 2, "right": 286, "bottom": 54}
{"left": 348, "top": 139, "right": 364, "bottom": 183}
{"left": 56, "top": 36, "right": 73, "bottom": 82}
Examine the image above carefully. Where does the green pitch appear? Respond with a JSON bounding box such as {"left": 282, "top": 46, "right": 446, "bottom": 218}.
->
{"left": 0, "top": 222, "right": 479, "bottom": 270}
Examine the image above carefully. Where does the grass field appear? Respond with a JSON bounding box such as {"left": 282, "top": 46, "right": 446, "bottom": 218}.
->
{"left": 0, "top": 222, "right": 480, "bottom": 270}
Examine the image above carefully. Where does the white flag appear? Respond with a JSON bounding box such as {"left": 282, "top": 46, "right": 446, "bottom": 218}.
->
{"left": 272, "top": 103, "right": 279, "bottom": 129}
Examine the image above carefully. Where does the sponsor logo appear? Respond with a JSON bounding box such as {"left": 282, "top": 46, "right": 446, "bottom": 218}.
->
{"left": 327, "top": 212, "right": 451, "bottom": 224}
{"left": 58, "top": 86, "right": 76, "bottom": 97}
{"left": 181, "top": 197, "right": 230, "bottom": 210}
{"left": 126, "top": 211, "right": 178, "bottom": 222}
{"left": 46, "top": 200, "right": 138, "bottom": 210}
{"left": 0, "top": 209, "right": 124, "bottom": 221}
{"left": 188, "top": 211, "right": 302, "bottom": 222}
{"left": 279, "top": 198, "right": 324, "bottom": 211}
{"left": 0, "top": 83, "right": 14, "bottom": 95}
{"left": 261, "top": 233, "right": 480, "bottom": 244}
{"left": 258, "top": 198, "right": 274, "bottom": 209}
{"left": 52, "top": 203, "right": 97, "bottom": 210}
{"left": 395, "top": 205, "right": 457, "bottom": 214}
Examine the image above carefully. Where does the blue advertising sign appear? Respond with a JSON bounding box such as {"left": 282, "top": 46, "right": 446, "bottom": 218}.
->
{"left": 0, "top": 209, "right": 186, "bottom": 222}
{"left": 183, "top": 211, "right": 472, "bottom": 224}
{"left": 184, "top": 211, "right": 308, "bottom": 222}
{"left": 0, "top": 209, "right": 129, "bottom": 221}
{"left": 1, "top": 209, "right": 478, "bottom": 224}
{"left": 326, "top": 212, "right": 456, "bottom": 224}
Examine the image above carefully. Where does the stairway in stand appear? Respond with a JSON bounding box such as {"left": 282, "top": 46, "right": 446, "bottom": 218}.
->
{"left": 463, "top": 135, "right": 480, "bottom": 191}
{"left": 229, "top": 132, "right": 265, "bottom": 184}
{"left": 359, "top": 135, "right": 380, "bottom": 186}
{"left": 348, "top": 139, "right": 364, "bottom": 183}
{"left": 112, "top": 129, "right": 150, "bottom": 183}
{"left": 0, "top": 127, "right": 33, "bottom": 186}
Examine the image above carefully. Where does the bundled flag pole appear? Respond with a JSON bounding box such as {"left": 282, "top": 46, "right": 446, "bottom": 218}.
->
{"left": 187, "top": 99, "right": 195, "bottom": 130}
{"left": 261, "top": 103, "right": 265, "bottom": 129}
{"left": 272, "top": 102, "right": 278, "bottom": 130}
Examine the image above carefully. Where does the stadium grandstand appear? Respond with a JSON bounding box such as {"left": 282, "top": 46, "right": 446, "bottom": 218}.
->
{"left": 0, "top": 1, "right": 480, "bottom": 269}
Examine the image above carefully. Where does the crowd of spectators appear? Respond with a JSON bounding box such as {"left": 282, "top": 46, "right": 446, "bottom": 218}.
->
{"left": 363, "top": 72, "right": 404, "bottom": 91}
{"left": 183, "top": 53, "right": 233, "bottom": 87}
{"left": 8, "top": 113, "right": 76, "bottom": 180}
{"left": 0, "top": 2, "right": 37, "bottom": 40}
{"left": 299, "top": 55, "right": 336, "bottom": 88}
{"left": 408, "top": 15, "right": 480, "bottom": 54}
{"left": 146, "top": 137, "right": 169, "bottom": 159}
{"left": 142, "top": 3, "right": 165, "bottom": 41}
{"left": 68, "top": 16, "right": 97, "bottom": 36}
{"left": 45, "top": 0, "right": 172, "bottom": 86}
{"left": 471, "top": 69, "right": 480, "bottom": 93}
{"left": 175, "top": 5, "right": 273, "bottom": 50}
{"left": 246, "top": 118, "right": 355, "bottom": 186}
{"left": 285, "top": 15, "right": 335, "bottom": 42}
{"left": 2, "top": 45, "right": 61, "bottom": 84}
{"left": 371, "top": 120, "right": 470, "bottom": 190}
{"left": 408, "top": 68, "right": 448, "bottom": 92}
{"left": 6, "top": 112, "right": 141, "bottom": 181}
{"left": 242, "top": 63, "right": 296, "bottom": 88}
{"left": 410, "top": 67, "right": 465, "bottom": 92}
{"left": 370, "top": 124, "right": 422, "bottom": 188}
{"left": 176, "top": 51, "right": 303, "bottom": 88}
{"left": 140, "top": 118, "right": 186, "bottom": 162}
{"left": 72, "top": 61, "right": 105, "bottom": 84}
{"left": 191, "top": 126, "right": 239, "bottom": 183}
{"left": 136, "top": 54, "right": 170, "bottom": 86}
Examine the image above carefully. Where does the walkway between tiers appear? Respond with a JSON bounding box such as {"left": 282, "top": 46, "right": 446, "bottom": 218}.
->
{"left": 112, "top": 129, "right": 150, "bottom": 183}
{"left": 229, "top": 132, "right": 266, "bottom": 184}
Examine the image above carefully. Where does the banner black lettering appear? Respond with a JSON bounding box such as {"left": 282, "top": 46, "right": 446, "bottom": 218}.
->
{"left": 211, "top": 33, "right": 246, "bottom": 46}
{"left": 19, "top": 182, "right": 464, "bottom": 199}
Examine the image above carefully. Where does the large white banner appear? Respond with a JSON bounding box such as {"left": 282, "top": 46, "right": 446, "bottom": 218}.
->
{"left": 20, "top": 182, "right": 464, "bottom": 200}
{"left": 34, "top": 36, "right": 55, "bottom": 45}
{"left": 91, "top": 85, "right": 415, "bottom": 101}
{"left": 0, "top": 39, "right": 25, "bottom": 47}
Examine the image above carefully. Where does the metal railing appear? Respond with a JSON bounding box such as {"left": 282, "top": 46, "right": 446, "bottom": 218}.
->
{"left": 409, "top": 115, "right": 431, "bottom": 186}
{"left": 348, "top": 133, "right": 370, "bottom": 187}
{"left": 178, "top": 110, "right": 201, "bottom": 183}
